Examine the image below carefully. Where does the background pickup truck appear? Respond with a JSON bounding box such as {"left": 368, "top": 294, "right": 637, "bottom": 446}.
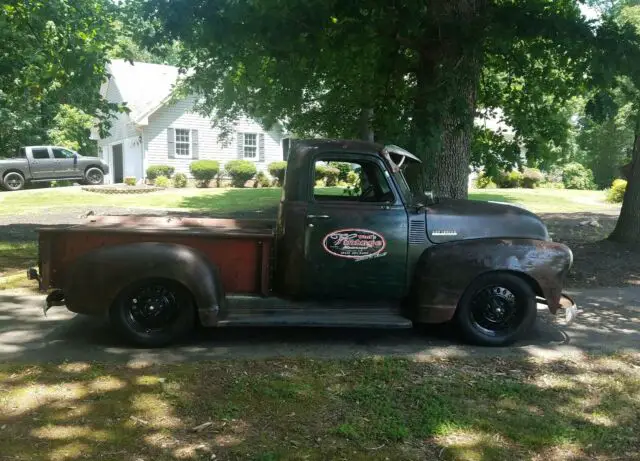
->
{"left": 33, "top": 139, "right": 576, "bottom": 347}
{"left": 0, "top": 146, "right": 109, "bottom": 191}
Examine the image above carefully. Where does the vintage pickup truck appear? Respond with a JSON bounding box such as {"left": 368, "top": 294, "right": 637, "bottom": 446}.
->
{"left": 32, "top": 139, "right": 576, "bottom": 347}
{"left": 0, "top": 145, "right": 108, "bottom": 191}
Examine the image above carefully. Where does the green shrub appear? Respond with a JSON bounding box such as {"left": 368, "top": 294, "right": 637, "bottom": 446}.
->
{"left": 154, "top": 175, "right": 170, "bottom": 188}
{"left": 324, "top": 166, "right": 340, "bottom": 186}
{"left": 495, "top": 170, "right": 523, "bottom": 188}
{"left": 254, "top": 171, "right": 271, "bottom": 188}
{"left": 562, "top": 162, "right": 595, "bottom": 190}
{"left": 329, "top": 162, "right": 352, "bottom": 182}
{"left": 173, "top": 172, "right": 188, "bottom": 188}
{"left": 346, "top": 170, "right": 359, "bottom": 186}
{"left": 606, "top": 179, "right": 627, "bottom": 203}
{"left": 225, "top": 160, "right": 257, "bottom": 187}
{"left": 124, "top": 176, "right": 137, "bottom": 186}
{"left": 50, "top": 180, "right": 73, "bottom": 188}
{"left": 189, "top": 160, "right": 220, "bottom": 188}
{"left": 146, "top": 165, "right": 175, "bottom": 180}
{"left": 539, "top": 181, "right": 565, "bottom": 190}
{"left": 315, "top": 164, "right": 340, "bottom": 186}
{"left": 268, "top": 161, "right": 287, "bottom": 186}
{"left": 315, "top": 164, "right": 330, "bottom": 182}
{"left": 475, "top": 172, "right": 497, "bottom": 189}
{"left": 522, "top": 168, "right": 544, "bottom": 189}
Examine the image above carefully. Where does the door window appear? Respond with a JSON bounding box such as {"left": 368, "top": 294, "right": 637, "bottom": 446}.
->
{"left": 31, "top": 148, "right": 50, "bottom": 159}
{"left": 52, "top": 148, "right": 76, "bottom": 159}
{"left": 313, "top": 159, "right": 395, "bottom": 203}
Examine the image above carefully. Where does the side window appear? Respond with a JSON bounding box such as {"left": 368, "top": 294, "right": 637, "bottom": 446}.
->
{"left": 312, "top": 159, "right": 395, "bottom": 203}
{"left": 52, "top": 148, "right": 75, "bottom": 159}
{"left": 31, "top": 148, "right": 50, "bottom": 160}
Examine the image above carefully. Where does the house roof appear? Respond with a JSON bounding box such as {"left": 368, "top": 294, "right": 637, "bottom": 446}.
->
{"left": 105, "top": 60, "right": 184, "bottom": 125}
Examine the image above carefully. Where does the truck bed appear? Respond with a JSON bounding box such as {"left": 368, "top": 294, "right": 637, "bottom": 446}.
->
{"left": 38, "top": 216, "right": 275, "bottom": 296}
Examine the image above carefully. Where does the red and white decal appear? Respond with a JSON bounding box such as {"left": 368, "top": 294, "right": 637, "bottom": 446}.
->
{"left": 322, "top": 228, "right": 387, "bottom": 260}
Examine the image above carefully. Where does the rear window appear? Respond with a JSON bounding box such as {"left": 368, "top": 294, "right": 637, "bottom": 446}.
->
{"left": 18, "top": 148, "right": 26, "bottom": 158}
{"left": 31, "top": 148, "right": 50, "bottom": 159}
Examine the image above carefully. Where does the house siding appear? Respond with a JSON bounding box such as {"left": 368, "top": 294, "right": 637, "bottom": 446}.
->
{"left": 144, "top": 96, "right": 283, "bottom": 178}
{"left": 98, "top": 78, "right": 138, "bottom": 148}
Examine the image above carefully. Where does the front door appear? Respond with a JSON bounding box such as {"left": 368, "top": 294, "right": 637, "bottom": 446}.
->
{"left": 51, "top": 147, "right": 80, "bottom": 179}
{"left": 29, "top": 147, "right": 57, "bottom": 179}
{"left": 304, "top": 154, "right": 408, "bottom": 301}
{"left": 112, "top": 144, "right": 124, "bottom": 183}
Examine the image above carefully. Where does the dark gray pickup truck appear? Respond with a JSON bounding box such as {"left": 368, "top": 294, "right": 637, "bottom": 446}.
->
{"left": 0, "top": 146, "right": 109, "bottom": 191}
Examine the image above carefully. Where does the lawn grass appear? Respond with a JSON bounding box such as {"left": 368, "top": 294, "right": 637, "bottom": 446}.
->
{"left": 0, "top": 185, "right": 619, "bottom": 217}
{"left": 0, "top": 187, "right": 283, "bottom": 217}
{"left": 0, "top": 355, "right": 638, "bottom": 460}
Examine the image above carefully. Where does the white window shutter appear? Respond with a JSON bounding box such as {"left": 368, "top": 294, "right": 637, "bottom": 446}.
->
{"left": 237, "top": 132, "right": 244, "bottom": 159}
{"left": 192, "top": 130, "right": 199, "bottom": 159}
{"left": 167, "top": 128, "right": 175, "bottom": 159}
{"left": 259, "top": 133, "right": 265, "bottom": 162}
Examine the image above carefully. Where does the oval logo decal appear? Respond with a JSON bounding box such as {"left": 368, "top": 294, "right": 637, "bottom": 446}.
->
{"left": 322, "top": 228, "right": 387, "bottom": 260}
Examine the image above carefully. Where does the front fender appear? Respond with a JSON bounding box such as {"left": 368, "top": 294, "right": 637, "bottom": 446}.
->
{"left": 64, "top": 242, "right": 226, "bottom": 326}
{"left": 412, "top": 238, "right": 573, "bottom": 323}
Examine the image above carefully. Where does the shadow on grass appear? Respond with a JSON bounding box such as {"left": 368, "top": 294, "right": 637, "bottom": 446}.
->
{"left": 178, "top": 188, "right": 281, "bottom": 218}
{"left": 0, "top": 356, "right": 638, "bottom": 461}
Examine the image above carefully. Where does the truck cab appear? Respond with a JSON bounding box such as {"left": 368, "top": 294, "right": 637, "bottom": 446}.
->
{"left": 34, "top": 139, "right": 576, "bottom": 347}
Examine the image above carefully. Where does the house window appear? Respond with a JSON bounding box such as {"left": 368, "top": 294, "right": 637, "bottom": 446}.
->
{"left": 175, "top": 129, "right": 191, "bottom": 157}
{"left": 243, "top": 133, "right": 258, "bottom": 159}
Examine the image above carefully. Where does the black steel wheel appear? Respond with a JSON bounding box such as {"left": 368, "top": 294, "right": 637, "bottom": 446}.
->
{"left": 85, "top": 167, "right": 104, "bottom": 185}
{"left": 455, "top": 273, "right": 537, "bottom": 346}
{"left": 110, "top": 279, "right": 195, "bottom": 347}
{"left": 2, "top": 172, "right": 25, "bottom": 191}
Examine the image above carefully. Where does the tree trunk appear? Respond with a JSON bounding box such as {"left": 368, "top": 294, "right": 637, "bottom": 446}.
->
{"left": 408, "top": 0, "right": 486, "bottom": 199}
{"left": 609, "top": 110, "right": 640, "bottom": 244}
{"left": 358, "top": 107, "right": 374, "bottom": 142}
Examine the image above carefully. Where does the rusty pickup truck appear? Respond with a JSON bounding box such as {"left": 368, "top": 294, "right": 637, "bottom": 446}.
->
{"left": 31, "top": 139, "right": 576, "bottom": 347}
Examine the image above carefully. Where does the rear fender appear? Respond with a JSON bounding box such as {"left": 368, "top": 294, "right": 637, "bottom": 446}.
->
{"left": 412, "top": 238, "right": 573, "bottom": 323}
{"left": 63, "top": 242, "right": 226, "bottom": 326}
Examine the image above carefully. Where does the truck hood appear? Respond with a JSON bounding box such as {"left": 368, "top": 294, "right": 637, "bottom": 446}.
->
{"left": 425, "top": 198, "right": 549, "bottom": 243}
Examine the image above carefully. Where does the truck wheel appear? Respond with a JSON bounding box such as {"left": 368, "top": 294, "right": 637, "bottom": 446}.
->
{"left": 85, "top": 167, "right": 104, "bottom": 185}
{"left": 2, "top": 172, "right": 25, "bottom": 191}
{"left": 110, "top": 278, "right": 196, "bottom": 347}
{"left": 455, "top": 273, "right": 537, "bottom": 347}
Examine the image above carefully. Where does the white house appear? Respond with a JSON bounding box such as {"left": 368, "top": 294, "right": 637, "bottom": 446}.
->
{"left": 92, "top": 60, "right": 286, "bottom": 183}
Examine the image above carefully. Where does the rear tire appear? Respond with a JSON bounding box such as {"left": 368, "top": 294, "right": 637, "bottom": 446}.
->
{"left": 455, "top": 273, "right": 537, "bottom": 347}
{"left": 110, "top": 278, "right": 196, "bottom": 347}
{"left": 2, "top": 172, "right": 25, "bottom": 191}
{"left": 85, "top": 167, "right": 104, "bottom": 185}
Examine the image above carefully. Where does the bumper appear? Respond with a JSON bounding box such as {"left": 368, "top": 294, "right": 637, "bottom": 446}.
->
{"left": 551, "top": 293, "right": 578, "bottom": 326}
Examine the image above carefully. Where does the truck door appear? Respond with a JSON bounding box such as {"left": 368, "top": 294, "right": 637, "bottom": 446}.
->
{"left": 52, "top": 147, "right": 80, "bottom": 178}
{"left": 303, "top": 154, "right": 408, "bottom": 301}
{"left": 28, "top": 147, "right": 57, "bottom": 179}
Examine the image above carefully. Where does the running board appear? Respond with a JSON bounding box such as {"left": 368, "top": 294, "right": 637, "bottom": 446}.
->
{"left": 218, "top": 296, "right": 412, "bottom": 328}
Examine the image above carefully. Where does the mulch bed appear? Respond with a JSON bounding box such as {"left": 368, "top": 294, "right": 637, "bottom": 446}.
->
{"left": 81, "top": 185, "right": 163, "bottom": 194}
{"left": 541, "top": 212, "right": 640, "bottom": 288}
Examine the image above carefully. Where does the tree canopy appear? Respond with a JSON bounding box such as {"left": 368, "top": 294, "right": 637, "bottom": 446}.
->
{"left": 0, "top": 0, "right": 124, "bottom": 156}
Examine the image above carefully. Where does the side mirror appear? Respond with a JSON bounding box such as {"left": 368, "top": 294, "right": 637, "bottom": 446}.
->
{"left": 424, "top": 191, "right": 435, "bottom": 204}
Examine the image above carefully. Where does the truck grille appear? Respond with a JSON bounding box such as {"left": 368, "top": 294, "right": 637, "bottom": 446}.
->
{"left": 409, "top": 218, "right": 427, "bottom": 245}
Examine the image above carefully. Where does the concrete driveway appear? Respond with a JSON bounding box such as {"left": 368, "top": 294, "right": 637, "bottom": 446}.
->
{"left": 1, "top": 287, "right": 639, "bottom": 364}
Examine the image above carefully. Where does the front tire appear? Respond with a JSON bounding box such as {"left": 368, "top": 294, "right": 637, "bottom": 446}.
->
{"left": 455, "top": 273, "right": 537, "bottom": 347}
{"left": 85, "top": 167, "right": 104, "bottom": 185}
{"left": 110, "top": 278, "right": 196, "bottom": 347}
{"left": 2, "top": 172, "right": 25, "bottom": 191}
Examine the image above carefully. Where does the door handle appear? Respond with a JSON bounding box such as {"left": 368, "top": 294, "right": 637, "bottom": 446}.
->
{"left": 307, "top": 214, "right": 330, "bottom": 220}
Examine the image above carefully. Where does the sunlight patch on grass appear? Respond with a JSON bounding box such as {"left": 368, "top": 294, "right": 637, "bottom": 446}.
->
{"left": 0, "top": 354, "right": 639, "bottom": 460}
